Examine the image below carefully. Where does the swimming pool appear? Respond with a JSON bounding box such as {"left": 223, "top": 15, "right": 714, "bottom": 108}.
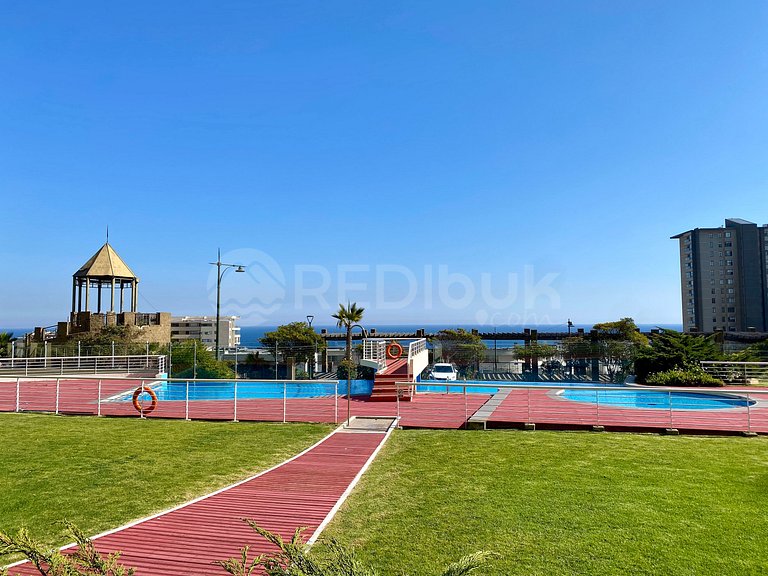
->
{"left": 560, "top": 389, "right": 756, "bottom": 410}
{"left": 124, "top": 380, "right": 373, "bottom": 401}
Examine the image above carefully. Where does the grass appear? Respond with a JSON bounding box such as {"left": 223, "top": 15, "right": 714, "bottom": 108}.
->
{"left": 0, "top": 413, "right": 332, "bottom": 564}
{"left": 321, "top": 430, "right": 768, "bottom": 576}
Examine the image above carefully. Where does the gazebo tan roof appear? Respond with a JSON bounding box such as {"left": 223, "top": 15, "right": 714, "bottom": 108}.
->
{"left": 74, "top": 243, "right": 138, "bottom": 280}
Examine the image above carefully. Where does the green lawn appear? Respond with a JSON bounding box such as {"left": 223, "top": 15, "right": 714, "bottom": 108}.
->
{"left": 0, "top": 413, "right": 332, "bottom": 563}
{"left": 321, "top": 430, "right": 768, "bottom": 576}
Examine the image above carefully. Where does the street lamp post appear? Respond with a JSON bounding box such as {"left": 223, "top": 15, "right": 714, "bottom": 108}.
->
{"left": 306, "top": 315, "right": 315, "bottom": 379}
{"left": 210, "top": 249, "right": 245, "bottom": 360}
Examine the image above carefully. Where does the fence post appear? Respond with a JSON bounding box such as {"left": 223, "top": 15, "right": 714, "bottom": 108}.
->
{"left": 396, "top": 382, "right": 400, "bottom": 422}
{"left": 595, "top": 386, "right": 600, "bottom": 427}
{"left": 111, "top": 342, "right": 115, "bottom": 369}
{"left": 233, "top": 380, "right": 238, "bottom": 422}
{"left": 146, "top": 342, "right": 150, "bottom": 368}
{"left": 140, "top": 380, "right": 145, "bottom": 419}
{"left": 97, "top": 380, "right": 102, "bottom": 416}
{"left": 185, "top": 380, "right": 190, "bottom": 421}
{"left": 15, "top": 378, "right": 20, "bottom": 412}
{"left": 526, "top": 387, "right": 531, "bottom": 424}
{"left": 746, "top": 392, "right": 752, "bottom": 434}
{"left": 77, "top": 341, "right": 81, "bottom": 369}
{"left": 55, "top": 378, "right": 60, "bottom": 415}
{"left": 334, "top": 381, "right": 338, "bottom": 424}
{"left": 668, "top": 390, "right": 673, "bottom": 428}
{"left": 464, "top": 385, "right": 468, "bottom": 429}
{"left": 283, "top": 380, "right": 287, "bottom": 423}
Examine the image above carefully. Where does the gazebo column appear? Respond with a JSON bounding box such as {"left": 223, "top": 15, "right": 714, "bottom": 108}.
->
{"left": 132, "top": 280, "right": 139, "bottom": 312}
{"left": 71, "top": 277, "right": 77, "bottom": 313}
{"left": 97, "top": 280, "right": 102, "bottom": 313}
{"left": 110, "top": 278, "right": 116, "bottom": 313}
{"left": 85, "top": 278, "right": 90, "bottom": 312}
{"left": 120, "top": 281, "right": 125, "bottom": 313}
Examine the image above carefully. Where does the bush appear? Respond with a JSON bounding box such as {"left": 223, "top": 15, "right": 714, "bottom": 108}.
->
{"left": 645, "top": 367, "right": 724, "bottom": 387}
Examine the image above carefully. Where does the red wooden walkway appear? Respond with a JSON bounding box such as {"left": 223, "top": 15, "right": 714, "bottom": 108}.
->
{"left": 7, "top": 426, "right": 392, "bottom": 575}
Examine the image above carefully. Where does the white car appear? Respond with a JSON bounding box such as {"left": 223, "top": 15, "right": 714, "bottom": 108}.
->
{"left": 430, "top": 363, "right": 458, "bottom": 381}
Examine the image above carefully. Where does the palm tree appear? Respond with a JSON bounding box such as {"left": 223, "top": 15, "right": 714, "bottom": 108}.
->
{"left": 332, "top": 302, "right": 365, "bottom": 362}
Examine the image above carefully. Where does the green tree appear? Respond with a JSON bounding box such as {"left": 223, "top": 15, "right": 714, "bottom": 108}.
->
{"left": 592, "top": 317, "right": 649, "bottom": 346}
{"left": 730, "top": 339, "right": 768, "bottom": 362}
{"left": 0, "top": 332, "right": 13, "bottom": 358}
{"left": 260, "top": 322, "right": 326, "bottom": 366}
{"left": 633, "top": 329, "right": 723, "bottom": 383}
{"left": 170, "top": 340, "right": 235, "bottom": 379}
{"left": 433, "top": 329, "right": 486, "bottom": 376}
{"left": 331, "top": 303, "right": 365, "bottom": 362}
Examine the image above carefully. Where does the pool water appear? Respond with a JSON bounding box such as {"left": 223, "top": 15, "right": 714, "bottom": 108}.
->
{"left": 561, "top": 389, "right": 755, "bottom": 410}
{"left": 126, "top": 380, "right": 373, "bottom": 401}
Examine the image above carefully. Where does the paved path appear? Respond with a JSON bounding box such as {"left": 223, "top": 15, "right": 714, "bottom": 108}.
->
{"left": 7, "top": 420, "right": 395, "bottom": 575}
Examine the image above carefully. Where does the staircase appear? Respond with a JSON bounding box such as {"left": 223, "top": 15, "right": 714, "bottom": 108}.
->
{"left": 370, "top": 357, "right": 412, "bottom": 402}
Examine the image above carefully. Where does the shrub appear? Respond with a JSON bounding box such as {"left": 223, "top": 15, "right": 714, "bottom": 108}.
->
{"left": 645, "top": 367, "right": 724, "bottom": 387}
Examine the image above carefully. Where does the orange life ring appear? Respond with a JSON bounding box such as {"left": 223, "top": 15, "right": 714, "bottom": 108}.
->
{"left": 132, "top": 386, "right": 158, "bottom": 414}
{"left": 386, "top": 342, "right": 403, "bottom": 360}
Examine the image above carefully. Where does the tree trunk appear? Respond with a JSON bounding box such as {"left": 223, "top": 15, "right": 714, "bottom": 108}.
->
{"left": 345, "top": 325, "right": 352, "bottom": 361}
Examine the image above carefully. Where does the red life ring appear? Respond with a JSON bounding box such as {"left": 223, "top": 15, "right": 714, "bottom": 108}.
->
{"left": 132, "top": 386, "right": 158, "bottom": 414}
{"left": 386, "top": 342, "right": 403, "bottom": 360}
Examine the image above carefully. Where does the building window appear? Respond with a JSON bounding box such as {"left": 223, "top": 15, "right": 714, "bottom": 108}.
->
{"left": 725, "top": 232, "right": 731, "bottom": 238}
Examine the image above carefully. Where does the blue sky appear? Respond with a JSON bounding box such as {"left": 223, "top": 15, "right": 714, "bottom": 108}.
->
{"left": 1, "top": 1, "right": 767, "bottom": 328}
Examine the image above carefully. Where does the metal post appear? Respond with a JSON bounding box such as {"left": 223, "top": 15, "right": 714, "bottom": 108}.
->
{"left": 668, "top": 390, "right": 673, "bottom": 428}
{"left": 275, "top": 341, "right": 278, "bottom": 379}
{"left": 60, "top": 357, "right": 64, "bottom": 375}
{"left": 334, "top": 381, "right": 338, "bottom": 424}
{"left": 55, "top": 378, "right": 60, "bottom": 415}
{"left": 233, "top": 380, "right": 238, "bottom": 422}
{"left": 140, "top": 380, "right": 145, "bottom": 419}
{"left": 111, "top": 341, "right": 115, "bottom": 369}
{"left": 11, "top": 341, "right": 15, "bottom": 368}
{"left": 595, "top": 386, "right": 600, "bottom": 427}
{"left": 283, "top": 381, "right": 287, "bottom": 423}
{"left": 185, "top": 381, "right": 190, "bottom": 421}
{"left": 746, "top": 392, "right": 752, "bottom": 434}
{"left": 346, "top": 377, "right": 351, "bottom": 426}
{"left": 77, "top": 341, "right": 81, "bottom": 369}
{"left": 146, "top": 342, "right": 150, "bottom": 368}
{"left": 97, "top": 380, "right": 102, "bottom": 416}
{"left": 44, "top": 342, "right": 48, "bottom": 368}
{"left": 15, "top": 378, "right": 20, "bottom": 412}
{"left": 526, "top": 387, "right": 531, "bottom": 424}
{"left": 396, "top": 382, "right": 400, "bottom": 422}
{"left": 235, "top": 347, "right": 238, "bottom": 380}
{"left": 464, "top": 385, "right": 468, "bottom": 429}
{"left": 193, "top": 342, "right": 197, "bottom": 380}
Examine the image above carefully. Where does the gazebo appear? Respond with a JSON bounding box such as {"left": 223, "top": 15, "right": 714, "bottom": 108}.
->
{"left": 72, "top": 242, "right": 139, "bottom": 314}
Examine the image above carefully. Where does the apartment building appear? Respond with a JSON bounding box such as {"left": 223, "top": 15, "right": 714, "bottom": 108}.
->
{"left": 171, "top": 316, "right": 241, "bottom": 349}
{"left": 672, "top": 218, "right": 768, "bottom": 332}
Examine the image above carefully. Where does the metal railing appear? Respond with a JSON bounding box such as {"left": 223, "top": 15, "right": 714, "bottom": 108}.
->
{"left": 407, "top": 338, "right": 428, "bottom": 380}
{"left": 0, "top": 355, "right": 167, "bottom": 376}
{"left": 0, "top": 375, "right": 344, "bottom": 424}
{"left": 701, "top": 361, "right": 768, "bottom": 384}
{"left": 395, "top": 380, "right": 768, "bottom": 435}
{"left": 362, "top": 340, "right": 388, "bottom": 369}
{"left": 2, "top": 374, "right": 765, "bottom": 435}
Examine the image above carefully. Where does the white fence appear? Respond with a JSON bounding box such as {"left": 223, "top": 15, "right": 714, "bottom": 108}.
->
{"left": 700, "top": 361, "right": 768, "bottom": 384}
{"left": 0, "top": 355, "right": 167, "bottom": 376}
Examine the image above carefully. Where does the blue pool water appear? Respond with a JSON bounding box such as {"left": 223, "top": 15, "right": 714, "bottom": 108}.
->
{"left": 561, "top": 389, "right": 755, "bottom": 410}
{"left": 126, "top": 380, "right": 373, "bottom": 401}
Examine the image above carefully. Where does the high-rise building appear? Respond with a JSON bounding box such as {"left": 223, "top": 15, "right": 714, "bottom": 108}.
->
{"left": 672, "top": 218, "right": 768, "bottom": 333}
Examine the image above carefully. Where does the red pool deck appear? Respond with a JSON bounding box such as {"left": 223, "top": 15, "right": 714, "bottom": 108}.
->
{"left": 6, "top": 426, "right": 392, "bottom": 576}
{"left": 1, "top": 379, "right": 766, "bottom": 434}
{"left": 487, "top": 387, "right": 768, "bottom": 434}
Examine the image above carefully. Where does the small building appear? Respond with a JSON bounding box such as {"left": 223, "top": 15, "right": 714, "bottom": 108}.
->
{"left": 34, "top": 242, "right": 171, "bottom": 343}
{"left": 171, "top": 316, "right": 240, "bottom": 350}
